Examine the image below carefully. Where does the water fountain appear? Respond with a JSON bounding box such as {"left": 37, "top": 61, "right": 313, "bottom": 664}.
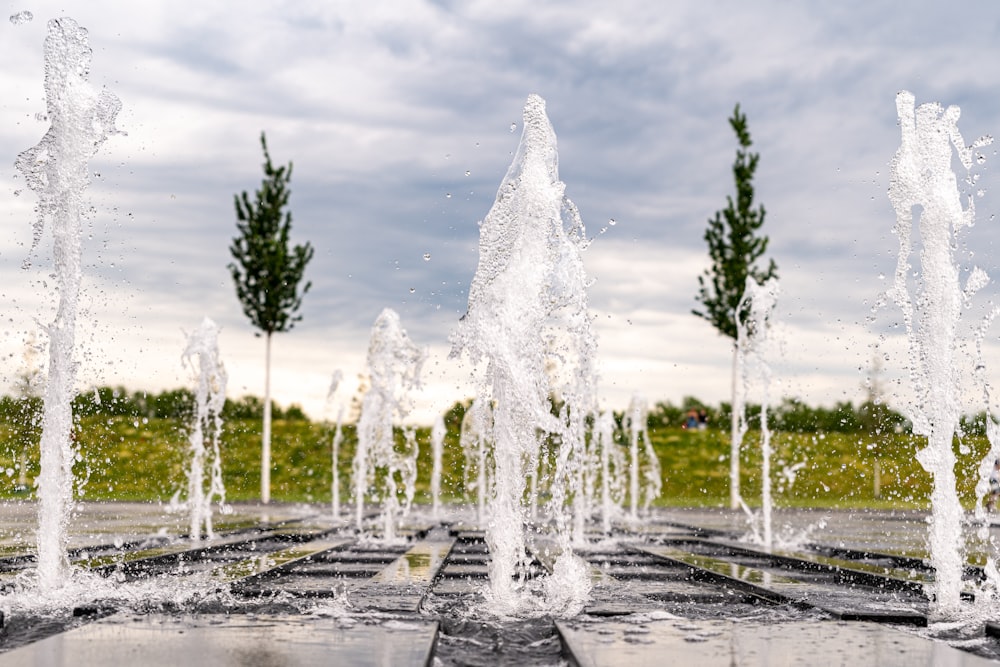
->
{"left": 736, "top": 277, "right": 780, "bottom": 550}
{"left": 11, "top": 16, "right": 1000, "bottom": 662}
{"left": 430, "top": 413, "right": 446, "bottom": 520}
{"left": 886, "top": 90, "right": 992, "bottom": 616}
{"left": 625, "top": 394, "right": 660, "bottom": 520}
{"left": 450, "top": 94, "right": 596, "bottom": 614}
{"left": 594, "top": 410, "right": 624, "bottom": 533}
{"left": 327, "top": 370, "right": 345, "bottom": 518}
{"left": 459, "top": 397, "right": 493, "bottom": 523}
{"left": 15, "top": 16, "right": 122, "bottom": 590}
{"left": 179, "top": 317, "right": 228, "bottom": 542}
{"left": 352, "top": 308, "right": 425, "bottom": 540}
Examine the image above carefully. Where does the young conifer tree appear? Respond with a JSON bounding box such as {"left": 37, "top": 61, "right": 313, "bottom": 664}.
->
{"left": 229, "top": 133, "right": 314, "bottom": 504}
{"left": 693, "top": 104, "right": 778, "bottom": 509}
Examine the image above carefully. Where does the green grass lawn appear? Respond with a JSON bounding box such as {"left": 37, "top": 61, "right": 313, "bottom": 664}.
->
{"left": 0, "top": 416, "right": 990, "bottom": 511}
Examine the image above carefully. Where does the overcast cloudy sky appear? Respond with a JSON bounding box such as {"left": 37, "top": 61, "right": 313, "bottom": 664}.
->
{"left": 2, "top": 0, "right": 1000, "bottom": 423}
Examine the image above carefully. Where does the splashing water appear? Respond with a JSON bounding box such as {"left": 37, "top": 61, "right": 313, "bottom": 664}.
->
{"left": 180, "top": 317, "right": 228, "bottom": 541}
{"left": 353, "top": 308, "right": 425, "bottom": 541}
{"left": 886, "top": 91, "right": 992, "bottom": 616}
{"left": 9, "top": 10, "right": 33, "bottom": 25}
{"left": 736, "top": 277, "right": 780, "bottom": 551}
{"left": 15, "top": 17, "right": 122, "bottom": 591}
{"left": 450, "top": 94, "right": 595, "bottom": 614}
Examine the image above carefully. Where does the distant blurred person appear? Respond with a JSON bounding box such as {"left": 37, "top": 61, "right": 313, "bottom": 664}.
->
{"left": 988, "top": 459, "right": 1000, "bottom": 512}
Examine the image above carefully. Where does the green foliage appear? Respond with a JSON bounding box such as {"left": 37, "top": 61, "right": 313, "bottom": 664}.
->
{"left": 645, "top": 424, "right": 984, "bottom": 510}
{"left": 650, "top": 397, "right": 909, "bottom": 435}
{"left": 153, "top": 388, "right": 195, "bottom": 421}
{"left": 694, "top": 104, "right": 778, "bottom": 340}
{"left": 228, "top": 133, "right": 314, "bottom": 337}
{"left": 0, "top": 400, "right": 990, "bottom": 511}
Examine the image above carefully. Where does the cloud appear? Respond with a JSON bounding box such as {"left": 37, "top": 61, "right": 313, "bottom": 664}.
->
{"left": 3, "top": 0, "right": 1000, "bottom": 424}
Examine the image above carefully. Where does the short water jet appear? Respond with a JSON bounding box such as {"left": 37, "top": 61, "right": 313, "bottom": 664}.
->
{"left": 736, "top": 277, "right": 780, "bottom": 550}
{"left": 180, "top": 317, "right": 228, "bottom": 542}
{"left": 353, "top": 308, "right": 425, "bottom": 540}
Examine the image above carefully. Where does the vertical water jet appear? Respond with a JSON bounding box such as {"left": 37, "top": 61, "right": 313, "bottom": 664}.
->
{"left": 887, "top": 90, "right": 991, "bottom": 615}
{"left": 353, "top": 308, "right": 425, "bottom": 540}
{"left": 16, "top": 17, "right": 122, "bottom": 589}
{"left": 451, "top": 94, "right": 596, "bottom": 613}
{"left": 181, "top": 317, "right": 227, "bottom": 542}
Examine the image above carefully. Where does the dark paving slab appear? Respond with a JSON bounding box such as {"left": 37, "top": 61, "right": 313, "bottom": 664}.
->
{"left": 3, "top": 504, "right": 1000, "bottom": 664}
{"left": 0, "top": 613, "right": 438, "bottom": 667}
{"left": 637, "top": 544, "right": 929, "bottom": 624}
{"left": 557, "top": 617, "right": 998, "bottom": 667}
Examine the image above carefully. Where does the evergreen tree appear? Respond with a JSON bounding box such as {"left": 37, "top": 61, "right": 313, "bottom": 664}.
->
{"left": 693, "top": 104, "right": 778, "bottom": 508}
{"left": 229, "top": 132, "right": 314, "bottom": 503}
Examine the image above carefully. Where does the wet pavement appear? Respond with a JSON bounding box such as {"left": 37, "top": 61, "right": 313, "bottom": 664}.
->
{"left": 0, "top": 502, "right": 999, "bottom": 665}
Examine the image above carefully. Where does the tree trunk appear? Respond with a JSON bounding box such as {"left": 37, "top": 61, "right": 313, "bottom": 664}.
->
{"left": 262, "top": 332, "right": 272, "bottom": 504}
{"left": 730, "top": 342, "right": 741, "bottom": 510}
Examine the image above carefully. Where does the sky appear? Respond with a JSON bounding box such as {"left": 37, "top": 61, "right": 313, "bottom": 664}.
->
{"left": 2, "top": 1, "right": 1000, "bottom": 424}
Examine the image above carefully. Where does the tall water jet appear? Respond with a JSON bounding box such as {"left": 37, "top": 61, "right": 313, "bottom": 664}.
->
{"left": 737, "top": 277, "right": 780, "bottom": 550}
{"left": 886, "top": 90, "right": 991, "bottom": 615}
{"left": 16, "top": 17, "right": 122, "bottom": 589}
{"left": 353, "top": 308, "right": 425, "bottom": 540}
{"left": 181, "top": 317, "right": 228, "bottom": 541}
{"left": 972, "top": 313, "right": 1000, "bottom": 601}
{"left": 450, "top": 94, "right": 595, "bottom": 613}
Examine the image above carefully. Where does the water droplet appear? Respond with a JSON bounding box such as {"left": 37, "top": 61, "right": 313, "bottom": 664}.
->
{"left": 608, "top": 218, "right": 616, "bottom": 226}
{"left": 9, "top": 11, "right": 33, "bottom": 25}
{"left": 878, "top": 273, "right": 885, "bottom": 280}
{"left": 423, "top": 253, "right": 431, "bottom": 261}
{"left": 13, "top": 190, "right": 21, "bottom": 197}
{"left": 445, "top": 193, "right": 452, "bottom": 199}
{"left": 465, "top": 170, "right": 471, "bottom": 177}
{"left": 509, "top": 122, "right": 517, "bottom": 133}
{"left": 409, "top": 288, "right": 415, "bottom": 293}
